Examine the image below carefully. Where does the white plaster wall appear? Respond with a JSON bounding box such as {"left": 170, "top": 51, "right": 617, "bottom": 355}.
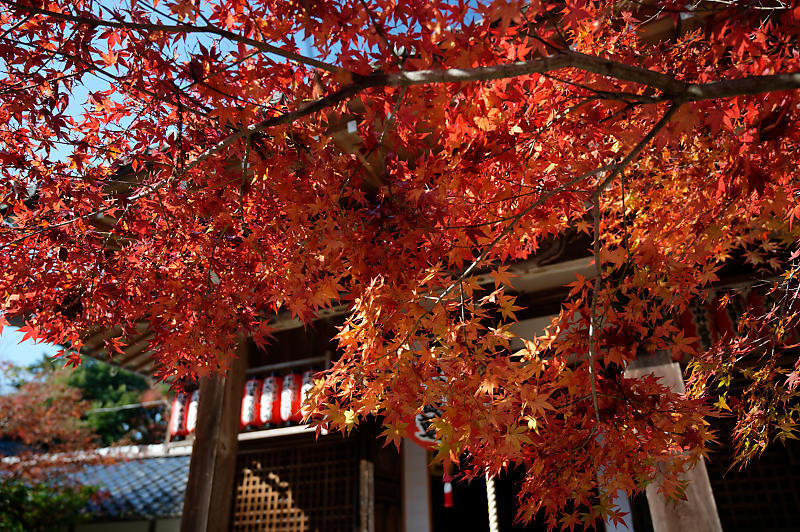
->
{"left": 402, "top": 441, "right": 431, "bottom": 532}
{"left": 76, "top": 521, "right": 150, "bottom": 532}
{"left": 155, "top": 517, "right": 181, "bottom": 532}
{"left": 75, "top": 518, "right": 179, "bottom": 532}
{"left": 508, "top": 315, "right": 555, "bottom": 350}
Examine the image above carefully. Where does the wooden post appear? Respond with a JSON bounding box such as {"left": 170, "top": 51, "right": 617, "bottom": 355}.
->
{"left": 624, "top": 352, "right": 723, "bottom": 532}
{"left": 180, "top": 338, "right": 248, "bottom": 532}
{"left": 358, "top": 423, "right": 376, "bottom": 532}
{"left": 359, "top": 458, "right": 375, "bottom": 532}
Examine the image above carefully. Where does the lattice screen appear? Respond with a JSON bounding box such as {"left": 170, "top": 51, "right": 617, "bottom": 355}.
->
{"left": 706, "top": 418, "right": 800, "bottom": 530}
{"left": 703, "top": 361, "right": 800, "bottom": 531}
{"left": 232, "top": 435, "right": 359, "bottom": 532}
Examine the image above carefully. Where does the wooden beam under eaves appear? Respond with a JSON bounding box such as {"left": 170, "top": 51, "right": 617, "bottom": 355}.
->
{"left": 114, "top": 333, "right": 155, "bottom": 363}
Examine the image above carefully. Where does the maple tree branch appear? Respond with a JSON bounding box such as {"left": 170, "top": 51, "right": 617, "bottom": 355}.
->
{"left": 679, "top": 73, "right": 800, "bottom": 101}
{"left": 155, "top": 189, "right": 173, "bottom": 233}
{"left": 0, "top": 38, "right": 788, "bottom": 269}
{"left": 373, "top": 50, "right": 685, "bottom": 94}
{"left": 542, "top": 73, "right": 665, "bottom": 104}
{"left": 239, "top": 134, "right": 251, "bottom": 233}
{"left": 378, "top": 86, "right": 407, "bottom": 146}
{"left": 0, "top": 9, "right": 30, "bottom": 40}
{"left": 2, "top": 0, "right": 341, "bottom": 73}
{"left": 161, "top": 61, "right": 795, "bottom": 192}
{"left": 376, "top": 53, "right": 800, "bottom": 101}
{"left": 443, "top": 166, "right": 611, "bottom": 297}
{"left": 206, "top": 227, "right": 227, "bottom": 293}
{"left": 387, "top": 164, "right": 614, "bottom": 359}
{"left": 10, "top": 82, "right": 365, "bottom": 227}
{"left": 1, "top": 44, "right": 776, "bottom": 222}
{"left": 173, "top": 83, "right": 367, "bottom": 176}
{"left": 576, "top": 102, "right": 681, "bottom": 431}
{"left": 0, "top": 66, "right": 90, "bottom": 96}
{"left": 593, "top": 103, "right": 680, "bottom": 197}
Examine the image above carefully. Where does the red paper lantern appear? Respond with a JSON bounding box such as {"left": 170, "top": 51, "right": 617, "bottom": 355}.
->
{"left": 168, "top": 392, "right": 189, "bottom": 437}
{"left": 407, "top": 404, "right": 442, "bottom": 449}
{"left": 299, "top": 369, "right": 315, "bottom": 419}
{"left": 184, "top": 390, "right": 199, "bottom": 434}
{"left": 240, "top": 378, "right": 262, "bottom": 429}
{"left": 280, "top": 372, "right": 303, "bottom": 423}
{"left": 258, "top": 374, "right": 282, "bottom": 426}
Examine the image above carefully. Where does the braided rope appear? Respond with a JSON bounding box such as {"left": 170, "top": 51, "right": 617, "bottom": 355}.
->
{"left": 486, "top": 472, "right": 499, "bottom": 532}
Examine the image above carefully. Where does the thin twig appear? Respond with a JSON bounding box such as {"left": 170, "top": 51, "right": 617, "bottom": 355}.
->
{"left": 206, "top": 227, "right": 227, "bottom": 293}
{"left": 358, "top": 0, "right": 404, "bottom": 66}
{"left": 155, "top": 189, "right": 173, "bottom": 232}
{"left": 588, "top": 198, "right": 603, "bottom": 424}
{"left": 240, "top": 134, "right": 251, "bottom": 233}
{"left": 593, "top": 103, "right": 680, "bottom": 198}
{"left": 387, "top": 164, "right": 614, "bottom": 358}
{"left": 3, "top": 0, "right": 342, "bottom": 73}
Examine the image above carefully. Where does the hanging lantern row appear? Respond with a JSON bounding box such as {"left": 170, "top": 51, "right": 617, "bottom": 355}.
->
{"left": 168, "top": 390, "right": 198, "bottom": 438}
{"left": 168, "top": 369, "right": 316, "bottom": 437}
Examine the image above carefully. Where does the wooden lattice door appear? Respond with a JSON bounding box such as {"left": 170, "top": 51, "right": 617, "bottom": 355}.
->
{"left": 232, "top": 434, "right": 360, "bottom": 532}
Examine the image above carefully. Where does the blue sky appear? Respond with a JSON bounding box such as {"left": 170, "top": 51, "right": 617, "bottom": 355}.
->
{"left": 0, "top": 325, "right": 62, "bottom": 365}
{"left": 0, "top": 326, "right": 63, "bottom": 392}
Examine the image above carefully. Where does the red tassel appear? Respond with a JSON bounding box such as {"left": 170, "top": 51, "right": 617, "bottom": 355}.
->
{"left": 443, "top": 481, "right": 453, "bottom": 508}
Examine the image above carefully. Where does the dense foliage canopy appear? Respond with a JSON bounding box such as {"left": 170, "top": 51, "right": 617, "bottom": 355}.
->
{"left": 0, "top": 478, "right": 96, "bottom": 532}
{"left": 65, "top": 359, "right": 166, "bottom": 445}
{"left": 0, "top": 360, "right": 140, "bottom": 530}
{"left": 4, "top": 355, "right": 166, "bottom": 444}
{"left": 0, "top": 365, "right": 96, "bottom": 478}
{"left": 2, "top": 0, "right": 800, "bottom": 526}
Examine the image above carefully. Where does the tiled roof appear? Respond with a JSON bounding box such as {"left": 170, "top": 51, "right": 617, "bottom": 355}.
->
{"left": 0, "top": 439, "right": 31, "bottom": 456}
{"left": 75, "top": 451, "right": 190, "bottom": 519}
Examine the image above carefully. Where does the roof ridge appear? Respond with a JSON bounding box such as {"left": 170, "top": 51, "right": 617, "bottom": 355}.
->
{"left": 93, "top": 442, "right": 193, "bottom": 459}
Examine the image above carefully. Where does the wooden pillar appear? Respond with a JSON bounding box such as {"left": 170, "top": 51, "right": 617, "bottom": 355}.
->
{"left": 624, "top": 352, "right": 722, "bottom": 532}
{"left": 359, "top": 458, "right": 375, "bottom": 532}
{"left": 358, "top": 422, "right": 376, "bottom": 532}
{"left": 180, "top": 338, "right": 248, "bottom": 532}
